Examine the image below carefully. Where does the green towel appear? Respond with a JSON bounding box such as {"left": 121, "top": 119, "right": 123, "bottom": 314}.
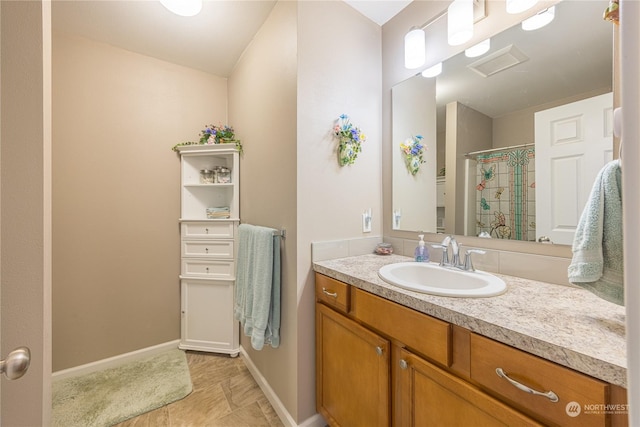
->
{"left": 235, "top": 224, "right": 281, "bottom": 350}
{"left": 568, "top": 159, "right": 623, "bottom": 305}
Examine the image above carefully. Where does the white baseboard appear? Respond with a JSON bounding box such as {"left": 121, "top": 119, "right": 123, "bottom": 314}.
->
{"left": 52, "top": 340, "right": 181, "bottom": 381}
{"left": 239, "top": 346, "right": 326, "bottom": 427}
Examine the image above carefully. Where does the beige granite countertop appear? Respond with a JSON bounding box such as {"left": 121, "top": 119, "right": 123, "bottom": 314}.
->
{"left": 313, "top": 254, "right": 627, "bottom": 388}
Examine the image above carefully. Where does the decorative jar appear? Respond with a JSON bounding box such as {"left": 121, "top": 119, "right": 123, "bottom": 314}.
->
{"left": 200, "top": 169, "right": 215, "bottom": 184}
{"left": 217, "top": 167, "right": 231, "bottom": 183}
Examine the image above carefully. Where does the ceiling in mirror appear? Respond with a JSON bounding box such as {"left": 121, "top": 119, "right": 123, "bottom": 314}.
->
{"left": 434, "top": 0, "right": 612, "bottom": 128}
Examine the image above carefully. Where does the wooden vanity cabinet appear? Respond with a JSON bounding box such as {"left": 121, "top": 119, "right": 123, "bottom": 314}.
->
{"left": 314, "top": 273, "right": 628, "bottom": 427}
{"left": 393, "top": 345, "right": 542, "bottom": 426}
{"left": 316, "top": 302, "right": 390, "bottom": 427}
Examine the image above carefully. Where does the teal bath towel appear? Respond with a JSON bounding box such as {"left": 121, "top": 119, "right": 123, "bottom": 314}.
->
{"left": 235, "top": 224, "right": 281, "bottom": 350}
{"left": 568, "top": 159, "right": 623, "bottom": 305}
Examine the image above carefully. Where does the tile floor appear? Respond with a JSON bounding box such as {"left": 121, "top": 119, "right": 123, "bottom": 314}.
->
{"left": 115, "top": 351, "right": 284, "bottom": 427}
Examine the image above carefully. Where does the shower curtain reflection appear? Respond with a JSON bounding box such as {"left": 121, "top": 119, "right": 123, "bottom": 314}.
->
{"left": 469, "top": 146, "right": 535, "bottom": 241}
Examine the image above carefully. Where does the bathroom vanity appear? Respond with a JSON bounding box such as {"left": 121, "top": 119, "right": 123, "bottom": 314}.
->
{"left": 314, "top": 254, "right": 628, "bottom": 427}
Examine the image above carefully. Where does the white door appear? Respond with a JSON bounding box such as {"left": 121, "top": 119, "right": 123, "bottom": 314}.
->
{"left": 535, "top": 92, "right": 613, "bottom": 245}
{"left": 1, "top": 2, "right": 52, "bottom": 425}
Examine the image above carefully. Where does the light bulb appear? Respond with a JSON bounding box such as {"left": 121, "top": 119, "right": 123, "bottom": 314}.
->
{"left": 521, "top": 6, "right": 555, "bottom": 31}
{"left": 160, "top": 0, "right": 202, "bottom": 17}
{"left": 448, "top": 0, "right": 474, "bottom": 46}
{"left": 465, "top": 39, "right": 491, "bottom": 58}
{"left": 506, "top": 0, "right": 538, "bottom": 14}
{"left": 422, "top": 63, "right": 442, "bottom": 78}
{"left": 404, "top": 27, "right": 426, "bottom": 69}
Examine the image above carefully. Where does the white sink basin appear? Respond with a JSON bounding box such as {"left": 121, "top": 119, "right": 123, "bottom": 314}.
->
{"left": 378, "top": 262, "right": 506, "bottom": 297}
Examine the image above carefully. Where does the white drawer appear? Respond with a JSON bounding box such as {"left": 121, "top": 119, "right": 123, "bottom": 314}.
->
{"left": 182, "top": 240, "right": 234, "bottom": 259}
{"left": 181, "top": 222, "right": 234, "bottom": 239}
{"left": 181, "top": 259, "right": 235, "bottom": 279}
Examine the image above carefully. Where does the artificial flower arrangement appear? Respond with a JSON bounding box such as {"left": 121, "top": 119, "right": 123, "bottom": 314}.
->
{"left": 400, "top": 134, "right": 426, "bottom": 175}
{"left": 333, "top": 114, "right": 366, "bottom": 166}
{"left": 172, "top": 124, "right": 243, "bottom": 153}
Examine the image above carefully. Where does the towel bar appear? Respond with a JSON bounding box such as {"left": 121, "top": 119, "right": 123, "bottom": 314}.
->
{"left": 273, "top": 229, "right": 286, "bottom": 238}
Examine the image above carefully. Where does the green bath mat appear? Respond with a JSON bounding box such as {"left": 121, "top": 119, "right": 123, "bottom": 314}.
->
{"left": 52, "top": 348, "right": 192, "bottom": 427}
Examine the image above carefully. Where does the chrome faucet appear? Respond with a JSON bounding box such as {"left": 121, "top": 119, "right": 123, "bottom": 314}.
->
{"left": 431, "top": 235, "right": 455, "bottom": 267}
{"left": 432, "top": 235, "right": 485, "bottom": 272}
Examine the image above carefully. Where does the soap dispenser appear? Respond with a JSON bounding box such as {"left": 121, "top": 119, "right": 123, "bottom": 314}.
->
{"left": 414, "top": 234, "right": 429, "bottom": 262}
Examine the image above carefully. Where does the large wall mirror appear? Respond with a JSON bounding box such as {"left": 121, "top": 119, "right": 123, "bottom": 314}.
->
{"left": 391, "top": 0, "right": 613, "bottom": 247}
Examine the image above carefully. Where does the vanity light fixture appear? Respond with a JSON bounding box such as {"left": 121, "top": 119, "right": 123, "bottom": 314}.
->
{"left": 160, "top": 0, "right": 202, "bottom": 17}
{"left": 404, "top": 27, "right": 426, "bottom": 69}
{"left": 448, "top": 0, "right": 474, "bottom": 46}
{"left": 403, "top": 0, "right": 485, "bottom": 69}
{"left": 422, "top": 62, "right": 443, "bottom": 78}
{"left": 521, "top": 6, "right": 555, "bottom": 30}
{"left": 506, "top": 0, "right": 538, "bottom": 14}
{"left": 465, "top": 38, "right": 491, "bottom": 57}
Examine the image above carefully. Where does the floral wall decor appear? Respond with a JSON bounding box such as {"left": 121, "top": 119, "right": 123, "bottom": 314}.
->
{"left": 172, "top": 124, "right": 243, "bottom": 153}
{"left": 333, "top": 114, "right": 366, "bottom": 166}
{"left": 400, "top": 135, "right": 426, "bottom": 175}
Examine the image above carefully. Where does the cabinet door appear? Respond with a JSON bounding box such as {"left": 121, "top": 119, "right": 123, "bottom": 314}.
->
{"left": 394, "top": 347, "right": 542, "bottom": 427}
{"left": 180, "top": 279, "right": 239, "bottom": 355}
{"left": 316, "top": 303, "right": 390, "bottom": 427}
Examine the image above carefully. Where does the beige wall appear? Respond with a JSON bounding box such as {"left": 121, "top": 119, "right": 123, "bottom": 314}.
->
{"left": 228, "top": 0, "right": 299, "bottom": 420}
{"left": 297, "top": 1, "right": 382, "bottom": 420}
{"left": 230, "top": 1, "right": 382, "bottom": 422}
{"left": 52, "top": 33, "right": 228, "bottom": 370}
{"left": 492, "top": 87, "right": 611, "bottom": 149}
{"left": 445, "top": 102, "right": 492, "bottom": 235}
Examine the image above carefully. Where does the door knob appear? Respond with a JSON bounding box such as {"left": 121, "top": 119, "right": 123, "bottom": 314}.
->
{"left": 1, "top": 347, "right": 30, "bottom": 380}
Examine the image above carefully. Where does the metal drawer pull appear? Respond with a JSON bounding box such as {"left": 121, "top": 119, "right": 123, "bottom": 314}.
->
{"left": 496, "top": 368, "right": 559, "bottom": 402}
{"left": 399, "top": 359, "right": 408, "bottom": 370}
{"left": 375, "top": 346, "right": 383, "bottom": 356}
{"left": 322, "top": 288, "right": 338, "bottom": 298}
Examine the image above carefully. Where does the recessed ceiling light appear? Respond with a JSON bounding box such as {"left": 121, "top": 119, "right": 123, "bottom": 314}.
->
{"left": 160, "top": 0, "right": 202, "bottom": 17}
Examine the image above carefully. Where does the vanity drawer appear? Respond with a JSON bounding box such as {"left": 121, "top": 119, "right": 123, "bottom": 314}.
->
{"left": 470, "top": 333, "right": 608, "bottom": 427}
{"left": 182, "top": 240, "right": 234, "bottom": 259}
{"left": 182, "top": 259, "right": 235, "bottom": 279}
{"left": 181, "top": 221, "right": 234, "bottom": 239}
{"left": 351, "top": 288, "right": 451, "bottom": 367}
{"left": 315, "top": 274, "right": 350, "bottom": 314}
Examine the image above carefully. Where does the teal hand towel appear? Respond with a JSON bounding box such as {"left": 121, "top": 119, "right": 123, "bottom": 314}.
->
{"left": 234, "top": 224, "right": 281, "bottom": 350}
{"left": 568, "top": 159, "right": 623, "bottom": 305}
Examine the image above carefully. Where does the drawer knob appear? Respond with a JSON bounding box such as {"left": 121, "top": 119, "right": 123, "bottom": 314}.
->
{"left": 399, "top": 359, "right": 408, "bottom": 370}
{"left": 375, "top": 346, "right": 383, "bottom": 356}
{"left": 495, "top": 368, "right": 559, "bottom": 403}
{"left": 205, "top": 228, "right": 209, "bottom": 234}
{"left": 322, "top": 288, "right": 338, "bottom": 298}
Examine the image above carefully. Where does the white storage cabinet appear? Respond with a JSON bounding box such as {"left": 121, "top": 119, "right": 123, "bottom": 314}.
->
{"left": 177, "top": 145, "right": 240, "bottom": 356}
